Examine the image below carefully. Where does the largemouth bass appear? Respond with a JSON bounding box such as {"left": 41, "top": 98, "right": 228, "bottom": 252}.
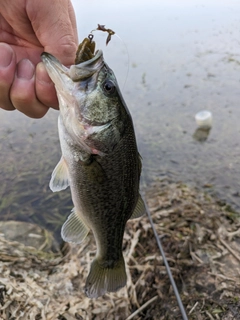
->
{"left": 41, "top": 37, "right": 146, "bottom": 298}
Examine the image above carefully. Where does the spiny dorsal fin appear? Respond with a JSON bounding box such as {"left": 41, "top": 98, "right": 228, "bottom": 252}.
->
{"left": 49, "top": 156, "right": 69, "bottom": 192}
{"left": 61, "top": 208, "right": 90, "bottom": 244}
{"left": 129, "top": 194, "right": 146, "bottom": 219}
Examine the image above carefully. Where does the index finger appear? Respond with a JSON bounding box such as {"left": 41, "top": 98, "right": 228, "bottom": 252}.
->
{"left": 27, "top": 0, "right": 78, "bottom": 65}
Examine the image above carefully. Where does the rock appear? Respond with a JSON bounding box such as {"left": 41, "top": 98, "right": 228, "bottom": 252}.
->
{"left": 0, "top": 220, "right": 60, "bottom": 253}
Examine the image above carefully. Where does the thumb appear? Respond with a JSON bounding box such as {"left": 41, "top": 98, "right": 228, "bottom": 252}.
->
{"left": 27, "top": 0, "right": 78, "bottom": 65}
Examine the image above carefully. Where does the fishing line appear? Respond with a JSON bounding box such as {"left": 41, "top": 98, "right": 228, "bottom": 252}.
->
{"left": 113, "top": 33, "right": 130, "bottom": 90}
{"left": 142, "top": 196, "right": 189, "bottom": 320}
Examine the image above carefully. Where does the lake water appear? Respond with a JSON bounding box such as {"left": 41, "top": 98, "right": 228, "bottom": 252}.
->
{"left": 1, "top": 0, "right": 240, "bottom": 239}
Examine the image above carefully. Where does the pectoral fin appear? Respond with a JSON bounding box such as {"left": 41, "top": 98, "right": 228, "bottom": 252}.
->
{"left": 61, "top": 208, "right": 90, "bottom": 244}
{"left": 49, "top": 156, "right": 69, "bottom": 192}
{"left": 130, "top": 194, "right": 146, "bottom": 219}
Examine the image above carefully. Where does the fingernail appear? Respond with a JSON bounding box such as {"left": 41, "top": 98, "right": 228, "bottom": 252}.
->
{"left": 36, "top": 62, "right": 52, "bottom": 84}
{"left": 0, "top": 43, "right": 13, "bottom": 68}
{"left": 17, "top": 59, "right": 34, "bottom": 80}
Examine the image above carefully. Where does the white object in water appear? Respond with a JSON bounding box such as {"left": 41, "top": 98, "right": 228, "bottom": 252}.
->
{"left": 195, "top": 110, "right": 212, "bottom": 129}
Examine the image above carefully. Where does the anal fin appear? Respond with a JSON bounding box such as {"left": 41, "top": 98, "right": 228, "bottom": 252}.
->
{"left": 129, "top": 194, "right": 146, "bottom": 219}
{"left": 49, "top": 156, "right": 69, "bottom": 192}
{"left": 61, "top": 208, "right": 90, "bottom": 244}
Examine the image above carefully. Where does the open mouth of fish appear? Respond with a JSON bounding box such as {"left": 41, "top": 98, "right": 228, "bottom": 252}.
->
{"left": 41, "top": 36, "right": 104, "bottom": 86}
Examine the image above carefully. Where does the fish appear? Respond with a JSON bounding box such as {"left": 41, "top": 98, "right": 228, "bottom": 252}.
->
{"left": 41, "top": 37, "right": 146, "bottom": 298}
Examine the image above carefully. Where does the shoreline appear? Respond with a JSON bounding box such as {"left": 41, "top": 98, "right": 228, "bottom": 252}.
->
{"left": 1, "top": 181, "right": 240, "bottom": 319}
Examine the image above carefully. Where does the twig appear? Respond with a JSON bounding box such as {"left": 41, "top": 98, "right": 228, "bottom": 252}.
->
{"left": 190, "top": 252, "right": 204, "bottom": 264}
{"left": 205, "top": 311, "right": 215, "bottom": 320}
{"left": 208, "top": 272, "right": 235, "bottom": 282}
{"left": 219, "top": 238, "right": 240, "bottom": 263}
{"left": 189, "top": 301, "right": 198, "bottom": 315}
{"left": 126, "top": 295, "right": 158, "bottom": 320}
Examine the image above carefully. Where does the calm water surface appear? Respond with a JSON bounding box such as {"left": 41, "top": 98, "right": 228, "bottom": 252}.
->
{"left": 1, "top": 0, "right": 240, "bottom": 238}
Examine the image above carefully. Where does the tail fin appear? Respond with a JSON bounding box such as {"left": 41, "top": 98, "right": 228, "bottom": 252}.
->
{"left": 85, "top": 255, "right": 127, "bottom": 298}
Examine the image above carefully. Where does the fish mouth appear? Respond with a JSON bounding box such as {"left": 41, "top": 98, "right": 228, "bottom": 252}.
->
{"left": 69, "top": 49, "right": 104, "bottom": 81}
{"left": 41, "top": 52, "right": 73, "bottom": 93}
{"left": 41, "top": 41, "right": 104, "bottom": 87}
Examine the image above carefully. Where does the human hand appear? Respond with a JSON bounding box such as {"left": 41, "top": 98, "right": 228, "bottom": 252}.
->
{"left": 0, "top": 0, "right": 78, "bottom": 118}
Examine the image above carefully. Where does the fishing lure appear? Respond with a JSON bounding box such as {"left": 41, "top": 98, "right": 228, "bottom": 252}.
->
{"left": 75, "top": 25, "right": 115, "bottom": 64}
{"left": 75, "top": 34, "right": 95, "bottom": 64}
{"left": 91, "top": 24, "right": 115, "bottom": 45}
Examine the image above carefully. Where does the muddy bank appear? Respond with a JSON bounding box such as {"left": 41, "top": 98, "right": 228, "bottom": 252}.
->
{"left": 1, "top": 181, "right": 240, "bottom": 319}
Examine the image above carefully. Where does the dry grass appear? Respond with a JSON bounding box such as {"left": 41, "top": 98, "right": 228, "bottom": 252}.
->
{"left": 1, "top": 180, "right": 240, "bottom": 319}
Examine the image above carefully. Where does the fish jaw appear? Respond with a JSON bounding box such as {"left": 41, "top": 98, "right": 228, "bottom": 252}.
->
{"left": 41, "top": 52, "right": 81, "bottom": 130}
{"left": 69, "top": 49, "right": 104, "bottom": 82}
{"left": 41, "top": 53, "right": 74, "bottom": 99}
{"left": 41, "top": 51, "right": 104, "bottom": 114}
{"left": 41, "top": 50, "right": 104, "bottom": 92}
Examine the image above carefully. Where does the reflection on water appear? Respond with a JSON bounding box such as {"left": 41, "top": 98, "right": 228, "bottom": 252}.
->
{"left": 1, "top": 0, "right": 240, "bottom": 238}
{"left": 193, "top": 127, "right": 211, "bottom": 142}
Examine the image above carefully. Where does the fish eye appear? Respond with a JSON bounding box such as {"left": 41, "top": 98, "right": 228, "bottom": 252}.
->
{"left": 103, "top": 80, "right": 115, "bottom": 94}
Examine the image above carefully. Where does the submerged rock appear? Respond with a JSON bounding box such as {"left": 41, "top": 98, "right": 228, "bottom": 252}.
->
{"left": 0, "top": 220, "right": 60, "bottom": 253}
